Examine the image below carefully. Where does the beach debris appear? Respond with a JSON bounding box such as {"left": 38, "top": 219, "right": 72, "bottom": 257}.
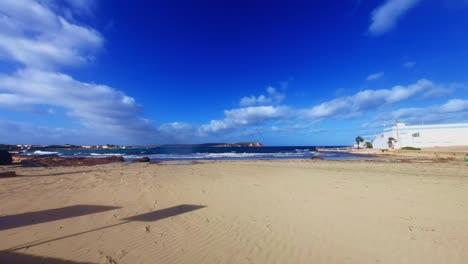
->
{"left": 133, "top": 157, "right": 150, "bottom": 162}
{"left": 0, "top": 150, "right": 13, "bottom": 165}
{"left": 145, "top": 225, "right": 151, "bottom": 232}
{"left": 0, "top": 171, "right": 16, "bottom": 178}
{"left": 310, "top": 156, "right": 324, "bottom": 160}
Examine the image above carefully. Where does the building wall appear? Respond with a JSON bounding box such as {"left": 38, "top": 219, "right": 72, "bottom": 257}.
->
{"left": 372, "top": 123, "right": 468, "bottom": 149}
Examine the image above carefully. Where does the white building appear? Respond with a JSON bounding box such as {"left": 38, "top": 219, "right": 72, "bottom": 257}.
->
{"left": 372, "top": 122, "right": 468, "bottom": 149}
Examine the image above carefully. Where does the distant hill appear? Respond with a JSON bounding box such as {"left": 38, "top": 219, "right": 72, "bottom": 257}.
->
{"left": 159, "top": 142, "right": 263, "bottom": 148}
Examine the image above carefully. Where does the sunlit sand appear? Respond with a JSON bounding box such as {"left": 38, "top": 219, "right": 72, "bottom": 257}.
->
{"left": 1, "top": 160, "right": 468, "bottom": 263}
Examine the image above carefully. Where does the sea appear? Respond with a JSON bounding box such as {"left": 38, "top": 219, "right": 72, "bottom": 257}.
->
{"left": 22, "top": 146, "right": 374, "bottom": 162}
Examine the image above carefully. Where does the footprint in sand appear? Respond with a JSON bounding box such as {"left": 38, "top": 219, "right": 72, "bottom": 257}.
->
{"left": 105, "top": 256, "right": 118, "bottom": 264}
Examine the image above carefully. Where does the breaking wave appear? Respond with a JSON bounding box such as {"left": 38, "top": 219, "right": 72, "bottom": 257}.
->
{"left": 29, "top": 150, "right": 60, "bottom": 156}
{"left": 20, "top": 146, "right": 370, "bottom": 161}
{"left": 123, "top": 151, "right": 312, "bottom": 161}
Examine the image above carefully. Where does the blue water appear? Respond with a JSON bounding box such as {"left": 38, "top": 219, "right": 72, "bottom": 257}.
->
{"left": 24, "top": 146, "right": 373, "bottom": 161}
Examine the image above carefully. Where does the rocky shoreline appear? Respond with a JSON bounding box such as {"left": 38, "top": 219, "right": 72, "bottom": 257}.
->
{"left": 11, "top": 155, "right": 125, "bottom": 167}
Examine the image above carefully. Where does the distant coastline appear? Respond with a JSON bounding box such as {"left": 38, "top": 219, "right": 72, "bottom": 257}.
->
{"left": 0, "top": 142, "right": 264, "bottom": 152}
{"left": 158, "top": 142, "right": 264, "bottom": 148}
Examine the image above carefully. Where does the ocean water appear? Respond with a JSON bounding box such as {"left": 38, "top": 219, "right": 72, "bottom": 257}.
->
{"left": 23, "top": 146, "right": 374, "bottom": 161}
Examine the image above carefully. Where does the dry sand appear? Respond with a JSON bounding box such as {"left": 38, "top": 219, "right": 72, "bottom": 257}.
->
{"left": 1, "top": 159, "right": 468, "bottom": 264}
{"left": 325, "top": 146, "right": 468, "bottom": 160}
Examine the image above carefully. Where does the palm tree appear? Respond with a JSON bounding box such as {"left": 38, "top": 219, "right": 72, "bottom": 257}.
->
{"left": 355, "top": 136, "right": 364, "bottom": 149}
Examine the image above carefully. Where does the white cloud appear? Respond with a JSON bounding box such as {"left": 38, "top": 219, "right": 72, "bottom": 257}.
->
{"left": 1, "top": 1, "right": 465, "bottom": 145}
{"left": 403, "top": 61, "right": 416, "bottom": 68}
{"left": 0, "top": 1, "right": 162, "bottom": 144}
{"left": 391, "top": 107, "right": 422, "bottom": 119}
{"left": 369, "top": 0, "right": 422, "bottom": 35}
{"left": 366, "top": 72, "right": 384, "bottom": 81}
{"left": 62, "top": 0, "right": 96, "bottom": 15}
{"left": 305, "top": 98, "right": 353, "bottom": 119}
{"left": 306, "top": 79, "right": 433, "bottom": 119}
{"left": 156, "top": 122, "right": 196, "bottom": 142}
{"left": 440, "top": 99, "right": 468, "bottom": 112}
{"left": 0, "top": 68, "right": 154, "bottom": 137}
{"left": 388, "top": 98, "right": 468, "bottom": 124}
{"left": 422, "top": 87, "right": 454, "bottom": 99}
{"left": 200, "top": 106, "right": 290, "bottom": 134}
{"left": 239, "top": 86, "right": 285, "bottom": 107}
{"left": 0, "top": 0, "right": 103, "bottom": 69}
{"left": 201, "top": 78, "right": 454, "bottom": 138}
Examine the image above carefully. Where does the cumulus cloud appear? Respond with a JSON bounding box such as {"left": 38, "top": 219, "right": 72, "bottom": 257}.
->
{"left": 62, "top": 0, "right": 97, "bottom": 15}
{"left": 389, "top": 99, "right": 468, "bottom": 124}
{"left": 440, "top": 99, "right": 468, "bottom": 112}
{"left": 0, "top": 0, "right": 103, "bottom": 69}
{"left": 1, "top": 1, "right": 465, "bottom": 145}
{"left": 0, "top": 68, "right": 155, "bottom": 137}
{"left": 366, "top": 72, "right": 384, "bottom": 81}
{"left": 0, "top": 0, "right": 292, "bottom": 144}
{"left": 239, "top": 86, "right": 285, "bottom": 107}
{"left": 200, "top": 106, "right": 290, "bottom": 134}
{"left": 305, "top": 79, "right": 433, "bottom": 119}
{"left": 156, "top": 122, "right": 197, "bottom": 142}
{"left": 0, "top": 0, "right": 160, "bottom": 144}
{"left": 369, "top": 0, "right": 422, "bottom": 35}
{"left": 422, "top": 87, "right": 454, "bottom": 99}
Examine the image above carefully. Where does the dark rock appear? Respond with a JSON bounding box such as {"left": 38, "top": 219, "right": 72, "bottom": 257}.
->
{"left": 20, "top": 159, "right": 48, "bottom": 167}
{"left": 0, "top": 171, "right": 16, "bottom": 178}
{"left": 18, "top": 156, "right": 124, "bottom": 167}
{"left": 310, "top": 156, "right": 324, "bottom": 160}
{"left": 0, "top": 150, "right": 13, "bottom": 165}
{"left": 134, "top": 157, "right": 150, "bottom": 162}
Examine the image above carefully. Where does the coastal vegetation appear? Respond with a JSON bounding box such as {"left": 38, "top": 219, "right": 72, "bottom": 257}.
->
{"left": 355, "top": 136, "right": 364, "bottom": 149}
{"left": 401, "top": 147, "right": 422, "bottom": 151}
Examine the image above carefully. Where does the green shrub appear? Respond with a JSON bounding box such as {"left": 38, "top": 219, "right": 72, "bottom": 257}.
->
{"left": 364, "top": 142, "right": 373, "bottom": 148}
{"left": 401, "top": 146, "right": 421, "bottom": 151}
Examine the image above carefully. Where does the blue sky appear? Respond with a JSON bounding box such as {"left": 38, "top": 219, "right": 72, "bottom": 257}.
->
{"left": 0, "top": 0, "right": 468, "bottom": 145}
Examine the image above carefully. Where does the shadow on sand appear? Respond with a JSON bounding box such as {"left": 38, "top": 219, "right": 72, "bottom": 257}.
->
{"left": 5, "top": 204, "right": 206, "bottom": 252}
{"left": 17, "top": 170, "right": 96, "bottom": 177}
{"left": 0, "top": 252, "right": 96, "bottom": 264}
{"left": 123, "top": 204, "right": 205, "bottom": 222}
{"left": 0, "top": 205, "right": 121, "bottom": 231}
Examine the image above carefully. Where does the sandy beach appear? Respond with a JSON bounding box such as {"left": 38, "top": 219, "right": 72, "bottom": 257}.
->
{"left": 1, "top": 159, "right": 468, "bottom": 264}
{"left": 318, "top": 145, "right": 468, "bottom": 161}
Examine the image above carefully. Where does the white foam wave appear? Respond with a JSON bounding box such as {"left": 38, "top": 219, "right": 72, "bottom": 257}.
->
{"left": 89, "top": 153, "right": 125, "bottom": 156}
{"left": 123, "top": 152, "right": 311, "bottom": 161}
{"left": 31, "top": 150, "right": 59, "bottom": 156}
{"left": 295, "top": 148, "right": 310, "bottom": 152}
